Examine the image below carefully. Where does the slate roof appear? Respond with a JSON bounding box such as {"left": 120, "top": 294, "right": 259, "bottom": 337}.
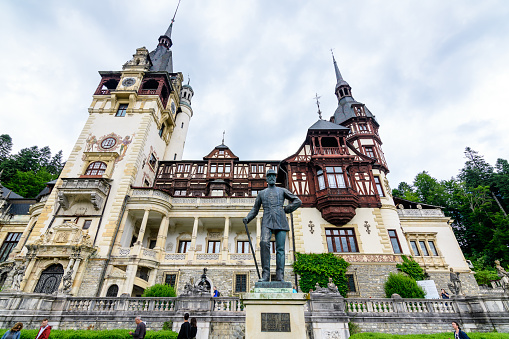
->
{"left": 333, "top": 96, "right": 377, "bottom": 125}
{"left": 308, "top": 119, "right": 350, "bottom": 131}
{"left": 1, "top": 186, "right": 24, "bottom": 199}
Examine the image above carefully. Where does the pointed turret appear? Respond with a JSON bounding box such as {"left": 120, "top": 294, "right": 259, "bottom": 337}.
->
{"left": 332, "top": 52, "right": 352, "bottom": 101}
{"left": 149, "top": 20, "right": 175, "bottom": 73}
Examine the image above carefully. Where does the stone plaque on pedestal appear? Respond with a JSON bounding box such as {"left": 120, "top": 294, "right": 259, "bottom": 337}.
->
{"left": 243, "top": 291, "right": 307, "bottom": 339}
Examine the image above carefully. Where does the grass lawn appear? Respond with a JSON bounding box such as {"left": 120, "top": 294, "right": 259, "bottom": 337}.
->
{"left": 350, "top": 333, "right": 509, "bottom": 339}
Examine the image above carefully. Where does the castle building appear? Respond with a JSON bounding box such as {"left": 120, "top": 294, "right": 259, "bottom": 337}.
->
{"left": 0, "top": 18, "right": 478, "bottom": 299}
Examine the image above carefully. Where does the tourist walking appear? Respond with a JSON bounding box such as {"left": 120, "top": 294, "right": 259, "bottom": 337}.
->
{"left": 452, "top": 321, "right": 470, "bottom": 339}
{"left": 189, "top": 318, "right": 197, "bottom": 339}
{"left": 213, "top": 286, "right": 220, "bottom": 297}
{"left": 1, "top": 322, "right": 23, "bottom": 339}
{"left": 34, "top": 319, "right": 51, "bottom": 339}
{"left": 129, "top": 316, "right": 146, "bottom": 339}
{"left": 177, "top": 313, "right": 191, "bottom": 339}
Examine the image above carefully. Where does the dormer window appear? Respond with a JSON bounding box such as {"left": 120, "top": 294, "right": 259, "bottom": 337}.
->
{"left": 84, "top": 161, "right": 107, "bottom": 176}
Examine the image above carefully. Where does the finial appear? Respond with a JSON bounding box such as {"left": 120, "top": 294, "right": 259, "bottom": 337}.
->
{"left": 314, "top": 93, "right": 322, "bottom": 120}
{"left": 172, "top": 0, "right": 182, "bottom": 23}
{"left": 187, "top": 74, "right": 190, "bottom": 85}
{"left": 222, "top": 131, "right": 225, "bottom": 145}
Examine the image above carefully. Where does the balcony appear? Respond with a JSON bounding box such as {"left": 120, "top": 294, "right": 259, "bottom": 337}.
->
{"left": 312, "top": 146, "right": 348, "bottom": 156}
{"left": 57, "top": 178, "right": 111, "bottom": 211}
{"left": 316, "top": 187, "right": 359, "bottom": 225}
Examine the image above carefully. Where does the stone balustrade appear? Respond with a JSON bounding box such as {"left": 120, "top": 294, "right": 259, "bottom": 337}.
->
{"left": 131, "top": 189, "right": 257, "bottom": 206}
{"left": 397, "top": 208, "right": 445, "bottom": 218}
{"left": 345, "top": 298, "right": 455, "bottom": 314}
{"left": 213, "top": 297, "right": 244, "bottom": 312}
{"left": 0, "top": 292, "right": 508, "bottom": 334}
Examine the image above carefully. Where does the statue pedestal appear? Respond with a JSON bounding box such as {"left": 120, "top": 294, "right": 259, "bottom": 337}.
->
{"left": 243, "top": 286, "right": 307, "bottom": 339}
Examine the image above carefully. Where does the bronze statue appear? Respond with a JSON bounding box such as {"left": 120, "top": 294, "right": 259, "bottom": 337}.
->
{"left": 243, "top": 169, "right": 301, "bottom": 282}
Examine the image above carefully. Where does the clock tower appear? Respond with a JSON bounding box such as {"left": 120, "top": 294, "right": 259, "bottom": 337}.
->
{"left": 15, "top": 19, "right": 193, "bottom": 296}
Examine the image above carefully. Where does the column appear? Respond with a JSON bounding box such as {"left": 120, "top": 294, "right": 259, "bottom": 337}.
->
{"left": 114, "top": 209, "right": 130, "bottom": 248}
{"left": 187, "top": 217, "right": 199, "bottom": 263}
{"left": 19, "top": 253, "right": 37, "bottom": 292}
{"left": 222, "top": 217, "right": 230, "bottom": 262}
{"left": 12, "top": 217, "right": 37, "bottom": 255}
{"left": 70, "top": 258, "right": 82, "bottom": 295}
{"left": 155, "top": 215, "right": 170, "bottom": 251}
{"left": 133, "top": 209, "right": 150, "bottom": 256}
{"left": 123, "top": 264, "right": 138, "bottom": 295}
{"left": 255, "top": 217, "right": 261, "bottom": 261}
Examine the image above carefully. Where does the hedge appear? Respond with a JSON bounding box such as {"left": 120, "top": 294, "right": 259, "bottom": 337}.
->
{"left": 349, "top": 333, "right": 509, "bottom": 339}
{"left": 0, "top": 329, "right": 178, "bottom": 339}
{"left": 384, "top": 272, "right": 425, "bottom": 298}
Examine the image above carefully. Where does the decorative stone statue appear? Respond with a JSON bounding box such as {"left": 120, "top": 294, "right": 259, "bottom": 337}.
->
{"left": 495, "top": 260, "right": 509, "bottom": 288}
{"left": 61, "top": 268, "right": 74, "bottom": 293}
{"left": 312, "top": 278, "right": 340, "bottom": 295}
{"left": 448, "top": 268, "right": 463, "bottom": 296}
{"left": 11, "top": 263, "right": 26, "bottom": 291}
{"left": 243, "top": 169, "right": 301, "bottom": 282}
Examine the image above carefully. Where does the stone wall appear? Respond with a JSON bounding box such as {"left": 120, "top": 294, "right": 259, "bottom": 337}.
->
{"left": 209, "top": 322, "right": 245, "bottom": 339}
{"left": 427, "top": 271, "right": 479, "bottom": 296}
{"left": 354, "top": 320, "right": 453, "bottom": 334}
{"left": 76, "top": 259, "right": 107, "bottom": 297}
{"left": 349, "top": 263, "right": 399, "bottom": 298}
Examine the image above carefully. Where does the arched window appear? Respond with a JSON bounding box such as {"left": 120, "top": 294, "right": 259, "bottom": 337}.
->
{"left": 34, "top": 264, "right": 64, "bottom": 294}
{"left": 85, "top": 161, "right": 107, "bottom": 176}
{"left": 106, "top": 284, "right": 119, "bottom": 297}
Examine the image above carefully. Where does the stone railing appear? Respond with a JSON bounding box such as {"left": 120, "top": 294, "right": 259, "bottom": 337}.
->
{"left": 130, "top": 190, "right": 257, "bottom": 207}
{"left": 1, "top": 293, "right": 509, "bottom": 334}
{"left": 479, "top": 286, "right": 506, "bottom": 295}
{"left": 60, "top": 178, "right": 110, "bottom": 195}
{"left": 345, "top": 298, "right": 455, "bottom": 314}
{"left": 213, "top": 297, "right": 244, "bottom": 312}
{"left": 397, "top": 208, "right": 445, "bottom": 218}
{"left": 65, "top": 297, "right": 177, "bottom": 312}
{"left": 196, "top": 253, "right": 220, "bottom": 261}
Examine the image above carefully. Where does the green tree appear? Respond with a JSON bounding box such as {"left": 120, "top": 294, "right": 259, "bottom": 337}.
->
{"left": 396, "top": 255, "right": 425, "bottom": 281}
{"left": 6, "top": 169, "right": 56, "bottom": 198}
{"left": 0, "top": 134, "right": 12, "bottom": 162}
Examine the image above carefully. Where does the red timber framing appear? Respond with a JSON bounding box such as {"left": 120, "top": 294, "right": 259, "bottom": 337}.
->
{"left": 94, "top": 72, "right": 173, "bottom": 109}
{"left": 282, "top": 122, "right": 382, "bottom": 225}
{"left": 153, "top": 144, "right": 280, "bottom": 197}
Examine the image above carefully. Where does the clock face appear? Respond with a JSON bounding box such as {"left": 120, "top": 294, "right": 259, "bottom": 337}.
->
{"left": 171, "top": 102, "right": 176, "bottom": 114}
{"left": 122, "top": 77, "right": 136, "bottom": 87}
{"left": 101, "top": 137, "right": 117, "bottom": 149}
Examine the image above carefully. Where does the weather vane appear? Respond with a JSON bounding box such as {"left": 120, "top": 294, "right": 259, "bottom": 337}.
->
{"left": 314, "top": 93, "right": 322, "bottom": 120}
{"left": 222, "top": 131, "right": 225, "bottom": 145}
{"left": 187, "top": 74, "right": 190, "bottom": 85}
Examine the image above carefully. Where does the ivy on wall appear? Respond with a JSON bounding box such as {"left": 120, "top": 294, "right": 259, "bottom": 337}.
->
{"left": 293, "top": 252, "right": 350, "bottom": 297}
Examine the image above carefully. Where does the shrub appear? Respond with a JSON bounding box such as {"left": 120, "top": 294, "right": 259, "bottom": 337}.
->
{"left": 474, "top": 269, "right": 500, "bottom": 285}
{"left": 142, "top": 284, "right": 176, "bottom": 297}
{"left": 293, "top": 252, "right": 349, "bottom": 297}
{"left": 162, "top": 321, "right": 173, "bottom": 331}
{"left": 384, "top": 272, "right": 425, "bottom": 298}
{"left": 348, "top": 321, "right": 361, "bottom": 335}
{"left": 396, "top": 255, "right": 425, "bottom": 281}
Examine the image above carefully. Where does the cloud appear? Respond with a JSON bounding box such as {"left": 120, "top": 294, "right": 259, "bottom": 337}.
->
{"left": 0, "top": 0, "right": 508, "bottom": 188}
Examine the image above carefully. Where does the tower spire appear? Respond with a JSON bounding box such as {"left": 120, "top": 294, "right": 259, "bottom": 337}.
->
{"left": 331, "top": 50, "right": 349, "bottom": 89}
{"left": 164, "top": 0, "right": 182, "bottom": 39}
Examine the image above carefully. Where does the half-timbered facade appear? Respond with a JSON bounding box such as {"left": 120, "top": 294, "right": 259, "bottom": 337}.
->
{"left": 0, "top": 20, "right": 478, "bottom": 300}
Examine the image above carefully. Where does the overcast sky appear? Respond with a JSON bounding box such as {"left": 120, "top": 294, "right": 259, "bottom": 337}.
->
{"left": 1, "top": 0, "right": 508, "bottom": 188}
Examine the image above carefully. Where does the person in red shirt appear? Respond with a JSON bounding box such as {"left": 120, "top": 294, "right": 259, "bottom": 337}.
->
{"left": 34, "top": 319, "right": 51, "bottom": 339}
